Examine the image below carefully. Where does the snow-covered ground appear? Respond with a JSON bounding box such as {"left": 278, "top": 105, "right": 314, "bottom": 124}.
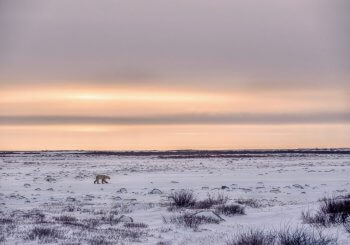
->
{"left": 1, "top": 151, "right": 350, "bottom": 244}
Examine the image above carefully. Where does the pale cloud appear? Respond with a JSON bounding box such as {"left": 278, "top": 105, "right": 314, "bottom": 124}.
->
{"left": 0, "top": 0, "right": 349, "bottom": 88}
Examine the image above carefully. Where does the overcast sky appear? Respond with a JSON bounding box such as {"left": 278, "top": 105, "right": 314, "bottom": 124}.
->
{"left": 1, "top": 0, "right": 349, "bottom": 87}
{"left": 0, "top": 0, "right": 349, "bottom": 150}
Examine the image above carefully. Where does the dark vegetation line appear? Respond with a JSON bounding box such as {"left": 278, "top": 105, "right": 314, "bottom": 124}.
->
{"left": 0, "top": 148, "right": 350, "bottom": 158}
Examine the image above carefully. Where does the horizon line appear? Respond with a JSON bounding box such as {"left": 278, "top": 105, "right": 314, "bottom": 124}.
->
{"left": 1, "top": 147, "right": 350, "bottom": 153}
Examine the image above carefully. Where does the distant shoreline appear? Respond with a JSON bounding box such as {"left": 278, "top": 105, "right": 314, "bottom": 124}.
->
{"left": 1, "top": 148, "right": 350, "bottom": 158}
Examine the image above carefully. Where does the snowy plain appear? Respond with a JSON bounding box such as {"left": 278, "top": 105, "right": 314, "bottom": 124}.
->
{"left": 1, "top": 150, "right": 350, "bottom": 244}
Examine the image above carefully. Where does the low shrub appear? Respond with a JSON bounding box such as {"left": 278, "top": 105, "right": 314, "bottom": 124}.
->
{"left": 23, "top": 209, "right": 45, "bottom": 223}
{"left": 226, "top": 229, "right": 275, "bottom": 245}
{"left": 302, "top": 197, "right": 350, "bottom": 226}
{"left": 301, "top": 210, "right": 327, "bottom": 227}
{"left": 123, "top": 222, "right": 148, "bottom": 228}
{"left": 236, "top": 198, "right": 261, "bottom": 208}
{"left": 0, "top": 218, "right": 13, "bottom": 224}
{"left": 344, "top": 222, "right": 350, "bottom": 233}
{"left": 226, "top": 227, "right": 336, "bottom": 245}
{"left": 321, "top": 198, "right": 350, "bottom": 224}
{"left": 168, "top": 190, "right": 196, "bottom": 208}
{"left": 101, "top": 214, "right": 120, "bottom": 225}
{"left": 88, "top": 236, "right": 113, "bottom": 245}
{"left": 81, "top": 218, "right": 101, "bottom": 228}
{"left": 0, "top": 234, "right": 5, "bottom": 243}
{"left": 163, "top": 212, "right": 219, "bottom": 230}
{"left": 216, "top": 204, "right": 245, "bottom": 216}
{"left": 278, "top": 227, "right": 336, "bottom": 245}
{"left": 54, "top": 215, "right": 78, "bottom": 224}
{"left": 194, "top": 192, "right": 229, "bottom": 209}
{"left": 26, "top": 227, "right": 63, "bottom": 242}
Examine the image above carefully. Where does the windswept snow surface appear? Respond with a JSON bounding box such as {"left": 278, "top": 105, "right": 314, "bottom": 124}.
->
{"left": 1, "top": 150, "right": 350, "bottom": 244}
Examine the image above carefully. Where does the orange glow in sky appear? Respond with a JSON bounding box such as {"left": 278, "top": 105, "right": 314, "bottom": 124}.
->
{"left": 0, "top": 85, "right": 349, "bottom": 150}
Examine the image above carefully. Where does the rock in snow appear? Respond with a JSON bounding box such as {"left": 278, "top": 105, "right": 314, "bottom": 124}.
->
{"left": 45, "top": 176, "right": 56, "bottom": 182}
{"left": 149, "top": 188, "right": 163, "bottom": 194}
{"left": 293, "top": 184, "right": 304, "bottom": 189}
{"left": 192, "top": 211, "right": 224, "bottom": 222}
{"left": 66, "top": 197, "right": 76, "bottom": 202}
{"left": 118, "top": 215, "right": 133, "bottom": 223}
{"left": 117, "top": 188, "right": 128, "bottom": 193}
